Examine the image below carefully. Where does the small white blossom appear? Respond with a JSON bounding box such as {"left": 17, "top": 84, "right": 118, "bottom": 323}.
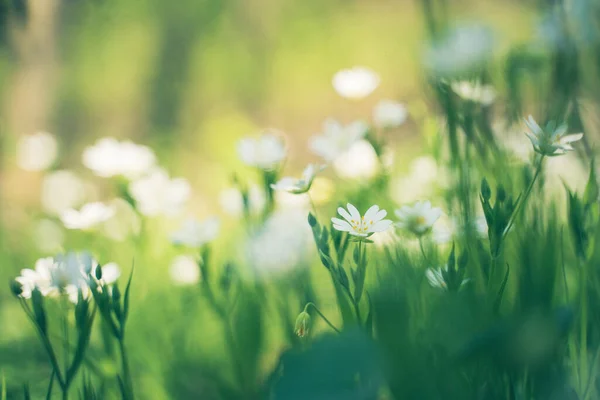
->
{"left": 15, "top": 254, "right": 117, "bottom": 303}
{"left": 524, "top": 115, "right": 583, "bottom": 157}
{"left": 450, "top": 81, "right": 496, "bottom": 105}
{"left": 237, "top": 133, "right": 286, "bottom": 170}
{"left": 333, "top": 140, "right": 380, "bottom": 180}
{"left": 15, "top": 257, "right": 54, "bottom": 298}
{"left": 332, "top": 203, "right": 392, "bottom": 238}
{"left": 17, "top": 131, "right": 58, "bottom": 171}
{"left": 309, "top": 119, "right": 368, "bottom": 161}
{"left": 332, "top": 67, "right": 380, "bottom": 99}
{"left": 129, "top": 168, "right": 191, "bottom": 216}
{"left": 60, "top": 202, "right": 115, "bottom": 230}
{"left": 270, "top": 164, "right": 325, "bottom": 194}
{"left": 41, "top": 170, "right": 87, "bottom": 215}
{"left": 171, "top": 217, "right": 220, "bottom": 248}
{"left": 82, "top": 137, "right": 156, "bottom": 179}
{"left": 170, "top": 255, "right": 200, "bottom": 286}
{"left": 395, "top": 201, "right": 443, "bottom": 236}
{"left": 373, "top": 100, "right": 408, "bottom": 128}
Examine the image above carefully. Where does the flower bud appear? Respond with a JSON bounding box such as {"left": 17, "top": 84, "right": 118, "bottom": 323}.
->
{"left": 481, "top": 178, "right": 491, "bottom": 202}
{"left": 497, "top": 185, "right": 506, "bottom": 202}
{"left": 294, "top": 311, "right": 311, "bottom": 338}
{"left": 9, "top": 280, "right": 23, "bottom": 297}
{"left": 95, "top": 265, "right": 103, "bottom": 281}
{"left": 112, "top": 284, "right": 121, "bottom": 303}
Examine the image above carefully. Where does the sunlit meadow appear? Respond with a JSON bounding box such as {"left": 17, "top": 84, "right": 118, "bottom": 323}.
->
{"left": 1, "top": 0, "right": 600, "bottom": 399}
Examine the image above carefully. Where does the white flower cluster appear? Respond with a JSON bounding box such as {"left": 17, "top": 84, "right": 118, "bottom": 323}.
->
{"left": 14, "top": 253, "right": 120, "bottom": 304}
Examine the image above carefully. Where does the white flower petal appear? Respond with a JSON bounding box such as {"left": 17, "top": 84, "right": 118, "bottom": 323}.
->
{"left": 346, "top": 203, "right": 361, "bottom": 222}
{"left": 370, "top": 219, "right": 392, "bottom": 233}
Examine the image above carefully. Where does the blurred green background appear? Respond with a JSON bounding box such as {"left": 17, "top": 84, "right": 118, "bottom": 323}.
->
{"left": 0, "top": 0, "right": 560, "bottom": 398}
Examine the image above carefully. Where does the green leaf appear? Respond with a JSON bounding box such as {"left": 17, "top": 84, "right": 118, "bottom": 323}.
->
{"left": 493, "top": 264, "right": 510, "bottom": 314}
{"left": 584, "top": 158, "right": 598, "bottom": 205}
{"left": 67, "top": 308, "right": 96, "bottom": 386}
{"left": 45, "top": 369, "right": 55, "bottom": 400}
{"left": 123, "top": 263, "right": 135, "bottom": 322}
{"left": 365, "top": 292, "right": 374, "bottom": 337}
{"left": 1, "top": 371, "right": 6, "bottom": 400}
{"left": 330, "top": 270, "right": 356, "bottom": 327}
{"left": 23, "top": 383, "right": 30, "bottom": 400}
{"left": 307, "top": 212, "right": 317, "bottom": 227}
{"left": 272, "top": 329, "right": 383, "bottom": 400}
{"left": 318, "top": 250, "right": 333, "bottom": 270}
{"left": 31, "top": 288, "right": 47, "bottom": 335}
{"left": 337, "top": 266, "right": 350, "bottom": 290}
{"left": 231, "top": 289, "right": 263, "bottom": 391}
{"left": 446, "top": 243, "right": 456, "bottom": 271}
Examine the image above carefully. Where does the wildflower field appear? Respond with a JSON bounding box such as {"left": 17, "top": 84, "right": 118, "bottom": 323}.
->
{"left": 2, "top": 0, "right": 600, "bottom": 399}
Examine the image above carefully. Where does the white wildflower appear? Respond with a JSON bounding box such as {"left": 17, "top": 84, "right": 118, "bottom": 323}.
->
{"left": 373, "top": 100, "right": 408, "bottom": 128}
{"left": 60, "top": 202, "right": 115, "bottom": 230}
{"left": 332, "top": 203, "right": 392, "bottom": 238}
{"left": 82, "top": 137, "right": 156, "bottom": 179}
{"left": 16, "top": 131, "right": 58, "bottom": 171}
{"left": 332, "top": 67, "right": 380, "bottom": 99}
{"left": 237, "top": 133, "right": 286, "bottom": 170}
{"left": 395, "top": 201, "right": 443, "bottom": 236}
{"left": 170, "top": 255, "right": 200, "bottom": 286}
{"left": 129, "top": 168, "right": 191, "bottom": 216}
{"left": 271, "top": 164, "right": 325, "bottom": 194}
{"left": 309, "top": 119, "right": 368, "bottom": 161}
{"left": 14, "top": 257, "right": 54, "bottom": 298}
{"left": 332, "top": 140, "right": 380, "bottom": 180}
{"left": 524, "top": 115, "right": 583, "bottom": 157}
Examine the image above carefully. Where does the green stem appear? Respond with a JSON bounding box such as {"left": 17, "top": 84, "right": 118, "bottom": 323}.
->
{"left": 583, "top": 344, "right": 600, "bottom": 400}
{"left": 204, "top": 284, "right": 246, "bottom": 392}
{"left": 304, "top": 303, "right": 341, "bottom": 334}
{"left": 223, "top": 319, "right": 246, "bottom": 391}
{"left": 503, "top": 155, "right": 545, "bottom": 238}
{"left": 118, "top": 338, "right": 134, "bottom": 400}
{"left": 580, "top": 256, "right": 589, "bottom": 395}
{"left": 20, "top": 301, "right": 66, "bottom": 390}
{"left": 61, "top": 297, "right": 70, "bottom": 387}
{"left": 418, "top": 237, "right": 430, "bottom": 264}
{"left": 487, "top": 254, "right": 498, "bottom": 290}
{"left": 307, "top": 192, "right": 319, "bottom": 220}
